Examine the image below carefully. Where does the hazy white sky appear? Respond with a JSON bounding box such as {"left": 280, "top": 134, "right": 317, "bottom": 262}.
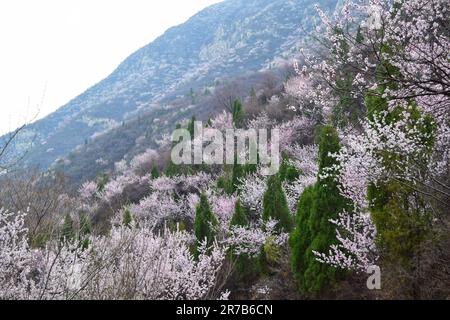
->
{"left": 0, "top": 0, "right": 222, "bottom": 135}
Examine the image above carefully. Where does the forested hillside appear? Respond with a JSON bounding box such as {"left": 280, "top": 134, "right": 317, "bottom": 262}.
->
{"left": 0, "top": 0, "right": 448, "bottom": 300}
{"left": 0, "top": 0, "right": 338, "bottom": 171}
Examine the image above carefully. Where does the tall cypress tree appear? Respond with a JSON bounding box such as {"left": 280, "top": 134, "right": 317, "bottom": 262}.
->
{"left": 229, "top": 199, "right": 256, "bottom": 282}
{"left": 78, "top": 213, "right": 92, "bottom": 250}
{"left": 151, "top": 165, "right": 160, "bottom": 179}
{"left": 260, "top": 174, "right": 292, "bottom": 275}
{"left": 188, "top": 116, "right": 197, "bottom": 137}
{"left": 230, "top": 199, "right": 249, "bottom": 227}
{"left": 289, "top": 185, "right": 315, "bottom": 290}
{"left": 194, "top": 194, "right": 219, "bottom": 257}
{"left": 231, "top": 160, "right": 245, "bottom": 194}
{"left": 232, "top": 99, "right": 244, "bottom": 128}
{"left": 290, "top": 126, "right": 350, "bottom": 294}
{"left": 61, "top": 214, "right": 75, "bottom": 243}
{"left": 262, "top": 174, "right": 293, "bottom": 232}
{"left": 123, "top": 208, "right": 133, "bottom": 228}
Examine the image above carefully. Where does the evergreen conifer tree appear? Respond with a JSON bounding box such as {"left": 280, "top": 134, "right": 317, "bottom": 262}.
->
{"left": 290, "top": 126, "right": 349, "bottom": 294}
{"left": 123, "top": 208, "right": 133, "bottom": 228}
{"left": 188, "top": 116, "right": 196, "bottom": 137}
{"left": 194, "top": 194, "right": 219, "bottom": 257}
{"left": 151, "top": 165, "right": 160, "bottom": 179}
{"left": 78, "top": 213, "right": 92, "bottom": 249}
{"left": 229, "top": 199, "right": 256, "bottom": 282}
{"left": 231, "top": 161, "right": 245, "bottom": 194}
{"left": 230, "top": 199, "right": 248, "bottom": 227}
{"left": 262, "top": 174, "right": 293, "bottom": 232}
{"left": 232, "top": 99, "right": 244, "bottom": 128}
{"left": 61, "top": 214, "right": 75, "bottom": 243}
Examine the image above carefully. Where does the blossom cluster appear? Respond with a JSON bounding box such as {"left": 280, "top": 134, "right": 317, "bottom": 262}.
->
{"left": 0, "top": 209, "right": 227, "bottom": 300}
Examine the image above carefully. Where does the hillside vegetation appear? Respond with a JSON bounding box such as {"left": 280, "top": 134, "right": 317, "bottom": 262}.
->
{"left": 0, "top": 0, "right": 448, "bottom": 300}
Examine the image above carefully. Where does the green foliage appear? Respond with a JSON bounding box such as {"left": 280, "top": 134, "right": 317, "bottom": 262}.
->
{"left": 279, "top": 153, "right": 300, "bottom": 183}
{"left": 317, "top": 126, "right": 341, "bottom": 174}
{"left": 369, "top": 181, "right": 431, "bottom": 265}
{"left": 151, "top": 165, "right": 160, "bottom": 179}
{"left": 166, "top": 160, "right": 180, "bottom": 177}
{"left": 365, "top": 86, "right": 435, "bottom": 268}
{"left": 123, "top": 208, "right": 133, "bottom": 228}
{"left": 79, "top": 213, "right": 91, "bottom": 236}
{"left": 262, "top": 174, "right": 293, "bottom": 232}
{"left": 188, "top": 116, "right": 196, "bottom": 137}
{"left": 257, "top": 247, "right": 270, "bottom": 275}
{"left": 263, "top": 236, "right": 283, "bottom": 265}
{"left": 332, "top": 74, "right": 360, "bottom": 127}
{"left": 230, "top": 200, "right": 249, "bottom": 227}
{"left": 258, "top": 235, "right": 284, "bottom": 276}
{"left": 290, "top": 185, "right": 315, "bottom": 285}
{"left": 332, "top": 26, "right": 350, "bottom": 55}
{"left": 232, "top": 99, "right": 244, "bottom": 128}
{"left": 231, "top": 162, "right": 245, "bottom": 194}
{"left": 217, "top": 176, "right": 227, "bottom": 190}
{"left": 228, "top": 199, "right": 256, "bottom": 282}
{"left": 31, "top": 225, "right": 54, "bottom": 249}
{"left": 166, "top": 219, "right": 186, "bottom": 233}
{"left": 78, "top": 213, "right": 92, "bottom": 250}
{"left": 96, "top": 172, "right": 110, "bottom": 193}
{"left": 194, "top": 194, "right": 219, "bottom": 257}
{"left": 61, "top": 214, "right": 75, "bottom": 243}
{"left": 290, "top": 126, "right": 349, "bottom": 295}
{"left": 219, "top": 156, "right": 257, "bottom": 195}
{"left": 178, "top": 221, "right": 186, "bottom": 232}
{"left": 355, "top": 25, "right": 364, "bottom": 43}
{"left": 244, "top": 160, "right": 258, "bottom": 175}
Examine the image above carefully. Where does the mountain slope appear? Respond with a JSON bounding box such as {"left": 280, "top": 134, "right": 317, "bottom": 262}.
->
{"left": 6, "top": 0, "right": 338, "bottom": 170}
